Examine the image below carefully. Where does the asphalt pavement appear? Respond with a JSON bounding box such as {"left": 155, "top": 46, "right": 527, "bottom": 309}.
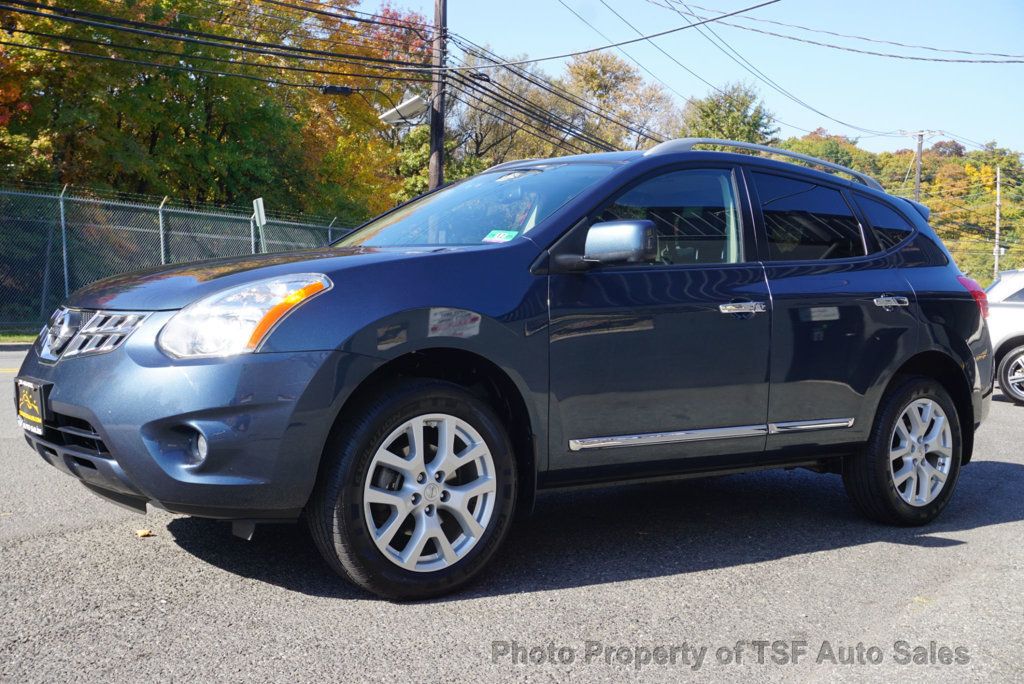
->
{"left": 1, "top": 349, "right": 1022, "bottom": 682}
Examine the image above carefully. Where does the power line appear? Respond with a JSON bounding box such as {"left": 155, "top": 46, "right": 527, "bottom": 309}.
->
{"left": 447, "top": 84, "right": 593, "bottom": 155}
{"left": 449, "top": 71, "right": 616, "bottom": 151}
{"left": 556, "top": 1, "right": 697, "bottom": 109}
{"left": 652, "top": 0, "right": 903, "bottom": 137}
{"left": 449, "top": 90, "right": 591, "bottom": 155}
{"left": 9, "top": 27, "right": 430, "bottom": 84}
{"left": 450, "top": 35, "right": 667, "bottom": 143}
{"left": 0, "top": 0, "right": 429, "bottom": 69}
{"left": 683, "top": 2, "right": 1024, "bottom": 59}
{"left": 173, "top": 1, "right": 423, "bottom": 55}
{"left": 0, "top": 38, "right": 326, "bottom": 88}
{"left": 256, "top": 0, "right": 434, "bottom": 33}
{"left": 438, "top": 0, "right": 781, "bottom": 72}
{"left": 591, "top": 0, "right": 814, "bottom": 135}
{"left": 666, "top": 1, "right": 1024, "bottom": 64}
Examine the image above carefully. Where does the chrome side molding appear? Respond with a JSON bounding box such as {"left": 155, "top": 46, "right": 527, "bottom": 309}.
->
{"left": 768, "top": 417, "right": 856, "bottom": 433}
{"left": 569, "top": 418, "right": 855, "bottom": 451}
{"left": 568, "top": 424, "right": 767, "bottom": 452}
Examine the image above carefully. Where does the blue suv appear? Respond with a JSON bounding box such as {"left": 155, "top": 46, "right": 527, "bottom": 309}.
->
{"left": 16, "top": 139, "right": 993, "bottom": 599}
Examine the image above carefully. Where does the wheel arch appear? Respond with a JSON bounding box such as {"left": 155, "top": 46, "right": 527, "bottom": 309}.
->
{"left": 317, "top": 347, "right": 538, "bottom": 516}
{"left": 881, "top": 351, "right": 976, "bottom": 464}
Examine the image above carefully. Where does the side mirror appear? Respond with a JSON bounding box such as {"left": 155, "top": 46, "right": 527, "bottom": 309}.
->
{"left": 584, "top": 219, "right": 657, "bottom": 265}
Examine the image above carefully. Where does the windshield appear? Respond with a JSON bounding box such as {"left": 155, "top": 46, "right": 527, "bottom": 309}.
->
{"left": 337, "top": 163, "right": 615, "bottom": 247}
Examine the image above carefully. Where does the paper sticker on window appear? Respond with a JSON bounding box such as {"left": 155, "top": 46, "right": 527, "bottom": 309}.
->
{"left": 482, "top": 230, "right": 518, "bottom": 243}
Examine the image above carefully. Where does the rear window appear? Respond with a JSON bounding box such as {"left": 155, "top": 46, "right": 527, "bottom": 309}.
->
{"left": 751, "top": 172, "right": 866, "bottom": 261}
{"left": 1009, "top": 288, "right": 1024, "bottom": 303}
{"left": 856, "top": 195, "right": 915, "bottom": 251}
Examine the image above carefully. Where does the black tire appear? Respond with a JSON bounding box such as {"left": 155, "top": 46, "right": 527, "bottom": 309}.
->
{"left": 307, "top": 379, "right": 517, "bottom": 600}
{"left": 998, "top": 345, "right": 1024, "bottom": 405}
{"left": 842, "top": 375, "right": 962, "bottom": 526}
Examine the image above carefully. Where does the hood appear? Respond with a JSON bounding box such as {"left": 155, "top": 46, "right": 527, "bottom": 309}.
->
{"left": 65, "top": 245, "right": 463, "bottom": 311}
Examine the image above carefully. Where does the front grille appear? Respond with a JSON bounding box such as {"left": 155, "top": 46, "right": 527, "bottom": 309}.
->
{"left": 39, "top": 308, "right": 148, "bottom": 361}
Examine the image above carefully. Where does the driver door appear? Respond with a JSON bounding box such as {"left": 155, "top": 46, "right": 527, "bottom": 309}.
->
{"left": 546, "top": 165, "right": 772, "bottom": 477}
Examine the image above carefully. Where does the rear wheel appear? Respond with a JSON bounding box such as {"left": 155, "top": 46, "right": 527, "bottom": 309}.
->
{"left": 308, "top": 380, "right": 517, "bottom": 600}
{"left": 843, "top": 376, "right": 961, "bottom": 526}
{"left": 998, "top": 345, "right": 1024, "bottom": 405}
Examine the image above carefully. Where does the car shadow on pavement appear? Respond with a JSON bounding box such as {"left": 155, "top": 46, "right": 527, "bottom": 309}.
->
{"left": 167, "top": 460, "right": 1024, "bottom": 602}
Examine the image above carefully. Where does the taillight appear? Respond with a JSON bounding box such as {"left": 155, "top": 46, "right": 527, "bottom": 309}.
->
{"left": 957, "top": 275, "right": 989, "bottom": 319}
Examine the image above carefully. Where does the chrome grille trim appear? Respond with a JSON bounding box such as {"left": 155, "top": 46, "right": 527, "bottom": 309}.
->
{"left": 39, "top": 308, "right": 149, "bottom": 362}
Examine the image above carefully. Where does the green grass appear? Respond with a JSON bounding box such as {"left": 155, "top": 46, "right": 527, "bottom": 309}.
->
{"left": 0, "top": 330, "right": 38, "bottom": 343}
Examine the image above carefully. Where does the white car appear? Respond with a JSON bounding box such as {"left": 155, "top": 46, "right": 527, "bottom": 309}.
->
{"left": 988, "top": 270, "right": 1024, "bottom": 404}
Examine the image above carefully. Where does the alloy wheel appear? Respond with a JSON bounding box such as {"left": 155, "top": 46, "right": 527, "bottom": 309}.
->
{"left": 1007, "top": 356, "right": 1024, "bottom": 400}
{"left": 362, "top": 413, "right": 497, "bottom": 572}
{"left": 888, "top": 398, "right": 953, "bottom": 507}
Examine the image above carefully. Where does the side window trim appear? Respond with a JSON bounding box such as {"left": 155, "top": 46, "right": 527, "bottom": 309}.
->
{"left": 582, "top": 163, "right": 753, "bottom": 269}
{"left": 744, "top": 166, "right": 874, "bottom": 265}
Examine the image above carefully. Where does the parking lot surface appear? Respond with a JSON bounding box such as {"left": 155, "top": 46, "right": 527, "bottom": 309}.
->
{"left": 1, "top": 350, "right": 1022, "bottom": 682}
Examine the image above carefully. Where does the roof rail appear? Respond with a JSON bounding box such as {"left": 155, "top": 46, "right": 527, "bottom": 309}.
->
{"left": 644, "top": 138, "right": 884, "bottom": 191}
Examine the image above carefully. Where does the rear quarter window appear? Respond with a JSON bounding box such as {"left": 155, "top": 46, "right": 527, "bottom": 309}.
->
{"left": 855, "top": 195, "right": 915, "bottom": 251}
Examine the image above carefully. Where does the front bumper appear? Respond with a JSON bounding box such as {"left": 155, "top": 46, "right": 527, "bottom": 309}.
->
{"left": 16, "top": 311, "right": 378, "bottom": 519}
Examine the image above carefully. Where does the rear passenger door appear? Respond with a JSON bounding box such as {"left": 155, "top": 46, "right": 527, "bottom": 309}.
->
{"left": 747, "top": 169, "right": 919, "bottom": 453}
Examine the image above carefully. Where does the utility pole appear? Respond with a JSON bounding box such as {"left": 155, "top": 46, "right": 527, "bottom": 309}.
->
{"left": 995, "top": 165, "right": 1002, "bottom": 278}
{"left": 428, "top": 0, "right": 447, "bottom": 191}
{"left": 914, "top": 132, "right": 923, "bottom": 202}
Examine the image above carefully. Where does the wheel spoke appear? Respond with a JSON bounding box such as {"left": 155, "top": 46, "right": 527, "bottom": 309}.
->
{"left": 905, "top": 405, "right": 923, "bottom": 437}
{"left": 894, "top": 418, "right": 912, "bottom": 444}
{"left": 922, "top": 415, "right": 946, "bottom": 448}
{"left": 374, "top": 509, "right": 408, "bottom": 547}
{"left": 450, "top": 476, "right": 497, "bottom": 502}
{"left": 915, "top": 465, "right": 931, "bottom": 502}
{"left": 446, "top": 505, "right": 485, "bottom": 539}
{"left": 921, "top": 460, "right": 947, "bottom": 484}
{"left": 365, "top": 486, "right": 407, "bottom": 508}
{"left": 406, "top": 417, "right": 427, "bottom": 473}
{"left": 399, "top": 513, "right": 431, "bottom": 569}
{"left": 892, "top": 463, "right": 915, "bottom": 487}
{"left": 374, "top": 450, "right": 415, "bottom": 476}
{"left": 433, "top": 527, "right": 458, "bottom": 564}
{"left": 903, "top": 471, "right": 918, "bottom": 502}
{"left": 890, "top": 443, "right": 912, "bottom": 461}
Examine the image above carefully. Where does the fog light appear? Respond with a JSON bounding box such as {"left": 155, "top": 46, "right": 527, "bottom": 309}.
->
{"left": 190, "top": 431, "right": 209, "bottom": 464}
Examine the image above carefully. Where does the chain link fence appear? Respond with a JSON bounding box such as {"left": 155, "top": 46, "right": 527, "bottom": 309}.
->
{"left": 0, "top": 187, "right": 353, "bottom": 330}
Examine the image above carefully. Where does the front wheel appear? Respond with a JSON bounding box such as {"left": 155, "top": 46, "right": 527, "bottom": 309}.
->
{"left": 998, "top": 345, "right": 1024, "bottom": 405}
{"left": 308, "top": 380, "right": 517, "bottom": 600}
{"left": 843, "top": 376, "right": 962, "bottom": 526}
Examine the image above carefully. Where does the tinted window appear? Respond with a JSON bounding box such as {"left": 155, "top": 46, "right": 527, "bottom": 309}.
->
{"left": 752, "top": 172, "right": 865, "bottom": 261}
{"left": 857, "top": 195, "right": 915, "bottom": 250}
{"left": 1009, "top": 288, "right": 1024, "bottom": 302}
{"left": 596, "top": 168, "right": 743, "bottom": 265}
{"left": 338, "top": 163, "right": 614, "bottom": 246}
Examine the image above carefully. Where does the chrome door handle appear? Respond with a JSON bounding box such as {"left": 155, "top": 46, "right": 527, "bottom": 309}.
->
{"left": 873, "top": 295, "right": 910, "bottom": 309}
{"left": 719, "top": 301, "right": 767, "bottom": 315}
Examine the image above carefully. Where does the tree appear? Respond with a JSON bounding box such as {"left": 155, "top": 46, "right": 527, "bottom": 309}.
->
{"left": 561, "top": 53, "right": 679, "bottom": 151}
{"left": 931, "top": 140, "right": 966, "bottom": 158}
{"left": 679, "top": 83, "right": 778, "bottom": 144}
{"left": 0, "top": 0, "right": 429, "bottom": 219}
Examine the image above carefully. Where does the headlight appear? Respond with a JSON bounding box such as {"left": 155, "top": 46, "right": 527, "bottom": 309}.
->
{"left": 157, "top": 274, "right": 332, "bottom": 358}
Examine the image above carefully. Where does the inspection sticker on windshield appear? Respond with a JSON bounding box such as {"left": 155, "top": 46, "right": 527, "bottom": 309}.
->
{"left": 482, "top": 230, "right": 518, "bottom": 243}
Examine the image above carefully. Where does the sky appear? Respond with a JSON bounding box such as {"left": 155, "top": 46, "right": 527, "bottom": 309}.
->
{"left": 364, "top": 0, "right": 1024, "bottom": 153}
